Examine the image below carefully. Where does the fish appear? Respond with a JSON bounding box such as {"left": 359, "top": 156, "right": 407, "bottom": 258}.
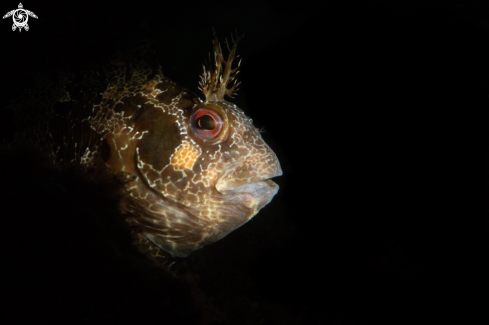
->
{"left": 10, "top": 32, "right": 282, "bottom": 267}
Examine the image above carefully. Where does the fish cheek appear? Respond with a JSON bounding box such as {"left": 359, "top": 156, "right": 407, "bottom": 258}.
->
{"left": 136, "top": 108, "right": 181, "bottom": 171}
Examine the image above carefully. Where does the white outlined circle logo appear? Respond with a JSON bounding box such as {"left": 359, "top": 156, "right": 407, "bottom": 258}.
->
{"left": 2, "top": 3, "right": 38, "bottom": 32}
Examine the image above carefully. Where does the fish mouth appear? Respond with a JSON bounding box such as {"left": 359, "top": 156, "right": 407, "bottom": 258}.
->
{"left": 231, "top": 179, "right": 279, "bottom": 210}
{"left": 215, "top": 176, "right": 281, "bottom": 211}
{"left": 214, "top": 155, "right": 282, "bottom": 211}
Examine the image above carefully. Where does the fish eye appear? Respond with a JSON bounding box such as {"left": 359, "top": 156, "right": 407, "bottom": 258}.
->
{"left": 190, "top": 108, "right": 224, "bottom": 140}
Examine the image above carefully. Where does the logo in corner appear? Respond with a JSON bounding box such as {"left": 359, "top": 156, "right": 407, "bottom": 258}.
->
{"left": 3, "top": 3, "right": 37, "bottom": 32}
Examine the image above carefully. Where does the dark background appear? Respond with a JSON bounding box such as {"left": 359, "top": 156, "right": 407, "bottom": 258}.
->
{"left": 0, "top": 1, "right": 488, "bottom": 324}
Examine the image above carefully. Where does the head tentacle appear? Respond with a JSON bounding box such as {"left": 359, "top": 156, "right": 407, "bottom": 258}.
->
{"left": 199, "top": 30, "right": 243, "bottom": 103}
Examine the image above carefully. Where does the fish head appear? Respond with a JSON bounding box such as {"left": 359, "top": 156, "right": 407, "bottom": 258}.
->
{"left": 119, "top": 93, "right": 281, "bottom": 258}
{"left": 113, "top": 33, "right": 282, "bottom": 258}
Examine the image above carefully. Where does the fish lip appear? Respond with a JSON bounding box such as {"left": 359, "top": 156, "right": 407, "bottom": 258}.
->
{"left": 226, "top": 177, "right": 279, "bottom": 192}
{"left": 234, "top": 178, "right": 280, "bottom": 210}
{"left": 215, "top": 178, "right": 276, "bottom": 194}
{"left": 215, "top": 172, "right": 281, "bottom": 194}
{"left": 215, "top": 177, "right": 280, "bottom": 206}
{"left": 215, "top": 160, "right": 282, "bottom": 194}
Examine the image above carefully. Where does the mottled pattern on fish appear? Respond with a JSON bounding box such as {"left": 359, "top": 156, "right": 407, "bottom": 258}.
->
{"left": 11, "top": 34, "right": 281, "bottom": 265}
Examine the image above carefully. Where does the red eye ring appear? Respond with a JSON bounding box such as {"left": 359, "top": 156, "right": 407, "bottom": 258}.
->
{"left": 190, "top": 108, "right": 224, "bottom": 140}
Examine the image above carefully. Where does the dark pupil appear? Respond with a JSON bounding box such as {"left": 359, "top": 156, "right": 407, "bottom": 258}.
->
{"left": 197, "top": 115, "right": 216, "bottom": 130}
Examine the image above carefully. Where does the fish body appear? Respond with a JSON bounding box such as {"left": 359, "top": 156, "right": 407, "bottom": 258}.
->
{"left": 12, "top": 34, "right": 282, "bottom": 262}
